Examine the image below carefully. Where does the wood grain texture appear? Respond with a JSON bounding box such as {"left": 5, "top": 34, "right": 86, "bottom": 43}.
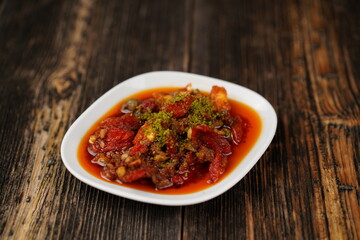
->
{"left": 0, "top": 0, "right": 359, "bottom": 239}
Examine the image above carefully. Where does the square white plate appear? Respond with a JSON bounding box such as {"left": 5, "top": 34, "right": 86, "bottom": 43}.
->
{"left": 61, "top": 71, "right": 277, "bottom": 206}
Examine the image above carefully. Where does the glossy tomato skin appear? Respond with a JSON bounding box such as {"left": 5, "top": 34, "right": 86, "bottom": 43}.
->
{"left": 230, "top": 116, "right": 243, "bottom": 145}
{"left": 210, "top": 86, "right": 231, "bottom": 111}
{"left": 138, "top": 99, "right": 158, "bottom": 112}
{"left": 100, "top": 113, "right": 141, "bottom": 130}
{"left": 208, "top": 152, "right": 227, "bottom": 183}
{"left": 190, "top": 124, "right": 231, "bottom": 182}
{"left": 104, "top": 127, "right": 134, "bottom": 151}
{"left": 129, "top": 123, "right": 152, "bottom": 155}
{"left": 88, "top": 127, "right": 134, "bottom": 153}
{"left": 191, "top": 125, "right": 231, "bottom": 154}
{"left": 88, "top": 113, "right": 140, "bottom": 154}
{"left": 120, "top": 169, "right": 147, "bottom": 182}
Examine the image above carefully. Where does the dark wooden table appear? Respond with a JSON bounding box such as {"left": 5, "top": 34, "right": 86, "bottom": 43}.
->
{"left": 0, "top": 0, "right": 359, "bottom": 239}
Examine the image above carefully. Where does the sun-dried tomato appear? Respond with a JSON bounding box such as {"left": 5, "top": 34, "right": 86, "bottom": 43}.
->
{"left": 120, "top": 170, "right": 147, "bottom": 182}
{"left": 231, "top": 116, "right": 243, "bottom": 145}
{"left": 162, "top": 96, "right": 195, "bottom": 118}
{"left": 191, "top": 124, "right": 231, "bottom": 155}
{"left": 99, "top": 113, "right": 140, "bottom": 130}
{"left": 210, "top": 86, "right": 231, "bottom": 111}
{"left": 190, "top": 124, "right": 231, "bottom": 182}
{"left": 129, "top": 123, "right": 153, "bottom": 155}
{"left": 138, "top": 98, "right": 158, "bottom": 112}
{"left": 208, "top": 152, "right": 227, "bottom": 183}
{"left": 172, "top": 166, "right": 198, "bottom": 186}
{"left": 89, "top": 127, "right": 134, "bottom": 153}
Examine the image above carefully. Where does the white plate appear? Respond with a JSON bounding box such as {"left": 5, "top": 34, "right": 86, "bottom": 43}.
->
{"left": 61, "top": 71, "right": 277, "bottom": 206}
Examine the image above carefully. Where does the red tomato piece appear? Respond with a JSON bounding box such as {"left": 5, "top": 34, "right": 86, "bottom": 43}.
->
{"left": 172, "top": 174, "right": 185, "bottom": 185}
{"left": 104, "top": 127, "right": 134, "bottom": 150}
{"left": 231, "top": 116, "right": 243, "bottom": 145}
{"left": 129, "top": 123, "right": 153, "bottom": 155}
{"left": 99, "top": 113, "right": 140, "bottom": 130}
{"left": 138, "top": 98, "right": 158, "bottom": 112}
{"left": 210, "top": 86, "right": 231, "bottom": 111}
{"left": 166, "top": 133, "right": 178, "bottom": 156}
{"left": 172, "top": 167, "right": 197, "bottom": 186}
{"left": 191, "top": 125, "right": 231, "bottom": 183}
{"left": 129, "top": 144, "right": 148, "bottom": 155}
{"left": 162, "top": 96, "right": 195, "bottom": 118}
{"left": 208, "top": 152, "right": 227, "bottom": 183}
{"left": 89, "top": 127, "right": 135, "bottom": 153}
{"left": 120, "top": 170, "right": 146, "bottom": 182}
{"left": 191, "top": 125, "right": 231, "bottom": 155}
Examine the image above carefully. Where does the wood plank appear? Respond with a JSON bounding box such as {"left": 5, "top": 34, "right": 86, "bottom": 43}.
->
{"left": 183, "top": 0, "right": 360, "bottom": 240}
{"left": 301, "top": 0, "right": 360, "bottom": 239}
{"left": 302, "top": 0, "right": 360, "bottom": 125}
{"left": 0, "top": 0, "right": 187, "bottom": 239}
{"left": 184, "top": 0, "right": 297, "bottom": 239}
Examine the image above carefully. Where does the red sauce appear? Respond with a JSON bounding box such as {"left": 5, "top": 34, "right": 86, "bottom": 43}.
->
{"left": 77, "top": 87, "right": 262, "bottom": 195}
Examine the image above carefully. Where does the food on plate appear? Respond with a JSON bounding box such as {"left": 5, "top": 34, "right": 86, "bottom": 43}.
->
{"left": 84, "top": 85, "right": 249, "bottom": 190}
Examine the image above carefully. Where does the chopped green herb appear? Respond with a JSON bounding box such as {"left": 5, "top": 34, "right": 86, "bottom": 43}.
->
{"left": 171, "top": 91, "right": 190, "bottom": 103}
{"left": 140, "top": 111, "right": 172, "bottom": 147}
{"left": 188, "top": 96, "right": 216, "bottom": 126}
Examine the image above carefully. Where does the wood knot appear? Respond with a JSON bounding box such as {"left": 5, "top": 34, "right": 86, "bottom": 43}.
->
{"left": 338, "top": 184, "right": 354, "bottom": 192}
{"left": 50, "top": 71, "right": 80, "bottom": 99}
{"left": 47, "top": 158, "right": 56, "bottom": 167}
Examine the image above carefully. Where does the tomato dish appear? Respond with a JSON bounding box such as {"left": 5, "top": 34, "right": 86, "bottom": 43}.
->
{"left": 78, "top": 85, "right": 261, "bottom": 192}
